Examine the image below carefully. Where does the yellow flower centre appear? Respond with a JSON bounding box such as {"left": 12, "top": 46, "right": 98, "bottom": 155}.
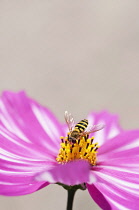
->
{"left": 56, "top": 132, "right": 99, "bottom": 165}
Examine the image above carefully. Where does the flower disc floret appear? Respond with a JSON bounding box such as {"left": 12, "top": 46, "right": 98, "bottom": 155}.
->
{"left": 56, "top": 133, "right": 99, "bottom": 165}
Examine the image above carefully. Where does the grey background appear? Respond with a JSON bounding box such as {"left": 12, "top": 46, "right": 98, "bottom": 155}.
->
{"left": 0, "top": 1, "right": 139, "bottom": 210}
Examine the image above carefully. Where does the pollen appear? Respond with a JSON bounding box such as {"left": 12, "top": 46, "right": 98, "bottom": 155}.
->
{"left": 56, "top": 133, "right": 99, "bottom": 166}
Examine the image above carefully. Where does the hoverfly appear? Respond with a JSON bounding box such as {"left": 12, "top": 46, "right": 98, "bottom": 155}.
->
{"left": 64, "top": 111, "right": 104, "bottom": 143}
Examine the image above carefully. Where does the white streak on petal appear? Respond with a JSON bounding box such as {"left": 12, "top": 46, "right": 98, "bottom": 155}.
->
{"left": 93, "top": 128, "right": 105, "bottom": 146}
{"left": 0, "top": 149, "right": 43, "bottom": 162}
{"left": 116, "top": 184, "right": 139, "bottom": 196}
{"left": 95, "top": 172, "right": 139, "bottom": 189}
{"left": 0, "top": 129, "right": 53, "bottom": 159}
{"left": 0, "top": 101, "right": 30, "bottom": 143}
{"left": 98, "top": 165, "right": 139, "bottom": 174}
{"left": 32, "top": 105, "right": 60, "bottom": 141}
{"left": 0, "top": 182, "right": 17, "bottom": 185}
{"left": 1, "top": 170, "right": 34, "bottom": 175}
{"left": 101, "top": 174, "right": 139, "bottom": 189}
{"left": 107, "top": 125, "right": 120, "bottom": 139}
{"left": 116, "top": 137, "right": 139, "bottom": 151}
{"left": 87, "top": 115, "right": 95, "bottom": 126}
{"left": 101, "top": 182, "right": 126, "bottom": 199}
{"left": 0, "top": 128, "right": 23, "bottom": 146}
{"left": 35, "top": 171, "right": 55, "bottom": 183}
{"left": 87, "top": 172, "right": 97, "bottom": 184}
{"left": 0, "top": 155, "right": 28, "bottom": 163}
{"left": 105, "top": 195, "right": 129, "bottom": 210}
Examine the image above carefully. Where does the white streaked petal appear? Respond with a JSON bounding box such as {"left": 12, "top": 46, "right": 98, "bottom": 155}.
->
{"left": 116, "top": 184, "right": 139, "bottom": 196}
{"left": 35, "top": 171, "right": 55, "bottom": 183}
{"left": 107, "top": 125, "right": 120, "bottom": 139}
{"left": 31, "top": 104, "right": 60, "bottom": 141}
{"left": 101, "top": 182, "right": 126, "bottom": 199}
{"left": 87, "top": 115, "right": 95, "bottom": 126}
{"left": 116, "top": 137, "right": 139, "bottom": 152}
{"left": 105, "top": 195, "right": 130, "bottom": 210}
{"left": 97, "top": 165, "right": 139, "bottom": 174}
{"left": 0, "top": 128, "right": 26, "bottom": 146}
{"left": 1, "top": 170, "right": 35, "bottom": 175}
{"left": 95, "top": 172, "right": 139, "bottom": 189}
{"left": 0, "top": 101, "right": 30, "bottom": 143}
{"left": 88, "top": 172, "right": 97, "bottom": 184}
{"left": 0, "top": 155, "right": 29, "bottom": 163}
{"left": 93, "top": 128, "right": 105, "bottom": 145}
{"left": 0, "top": 116, "right": 30, "bottom": 143}
{"left": 0, "top": 182, "right": 17, "bottom": 185}
{"left": 1, "top": 161, "right": 51, "bottom": 171}
{"left": 0, "top": 149, "right": 44, "bottom": 162}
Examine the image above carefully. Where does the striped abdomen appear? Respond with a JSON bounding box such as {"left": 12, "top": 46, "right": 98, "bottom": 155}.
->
{"left": 74, "top": 119, "right": 88, "bottom": 132}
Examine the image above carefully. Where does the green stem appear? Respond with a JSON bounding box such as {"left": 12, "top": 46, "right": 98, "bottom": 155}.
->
{"left": 66, "top": 188, "right": 77, "bottom": 210}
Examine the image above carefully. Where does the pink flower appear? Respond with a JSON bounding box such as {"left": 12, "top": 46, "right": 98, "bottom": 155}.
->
{"left": 0, "top": 91, "right": 139, "bottom": 210}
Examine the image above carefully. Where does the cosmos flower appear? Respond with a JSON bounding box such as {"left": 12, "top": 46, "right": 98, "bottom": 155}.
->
{"left": 0, "top": 91, "right": 139, "bottom": 210}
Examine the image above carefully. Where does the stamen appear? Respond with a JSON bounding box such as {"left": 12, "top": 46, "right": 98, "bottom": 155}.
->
{"left": 60, "top": 137, "right": 64, "bottom": 143}
{"left": 56, "top": 134, "right": 99, "bottom": 166}
{"left": 79, "top": 147, "right": 82, "bottom": 152}
{"left": 86, "top": 143, "right": 89, "bottom": 149}
{"left": 91, "top": 137, "right": 94, "bottom": 143}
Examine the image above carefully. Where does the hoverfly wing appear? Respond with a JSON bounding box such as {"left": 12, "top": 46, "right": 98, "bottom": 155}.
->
{"left": 64, "top": 111, "right": 75, "bottom": 131}
{"left": 85, "top": 123, "right": 105, "bottom": 133}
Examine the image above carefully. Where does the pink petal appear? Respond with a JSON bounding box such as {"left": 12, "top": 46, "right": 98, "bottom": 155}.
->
{"left": 87, "top": 129, "right": 139, "bottom": 209}
{"left": 98, "top": 130, "right": 139, "bottom": 160}
{"left": 62, "top": 123, "right": 69, "bottom": 136}
{"left": 0, "top": 125, "right": 55, "bottom": 160}
{"left": 36, "top": 160, "right": 91, "bottom": 186}
{"left": 98, "top": 156, "right": 139, "bottom": 171}
{"left": 87, "top": 181, "right": 139, "bottom": 210}
{"left": 0, "top": 91, "right": 64, "bottom": 195}
{"left": 0, "top": 182, "right": 49, "bottom": 196}
{"left": 0, "top": 156, "right": 53, "bottom": 196}
{"left": 87, "top": 111, "right": 123, "bottom": 146}
{"left": 0, "top": 91, "right": 64, "bottom": 154}
{"left": 87, "top": 173, "right": 139, "bottom": 210}
{"left": 88, "top": 165, "right": 139, "bottom": 209}
{"left": 87, "top": 184, "right": 111, "bottom": 210}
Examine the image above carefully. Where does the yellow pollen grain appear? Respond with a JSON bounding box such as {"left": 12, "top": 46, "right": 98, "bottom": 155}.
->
{"left": 56, "top": 135, "right": 99, "bottom": 166}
